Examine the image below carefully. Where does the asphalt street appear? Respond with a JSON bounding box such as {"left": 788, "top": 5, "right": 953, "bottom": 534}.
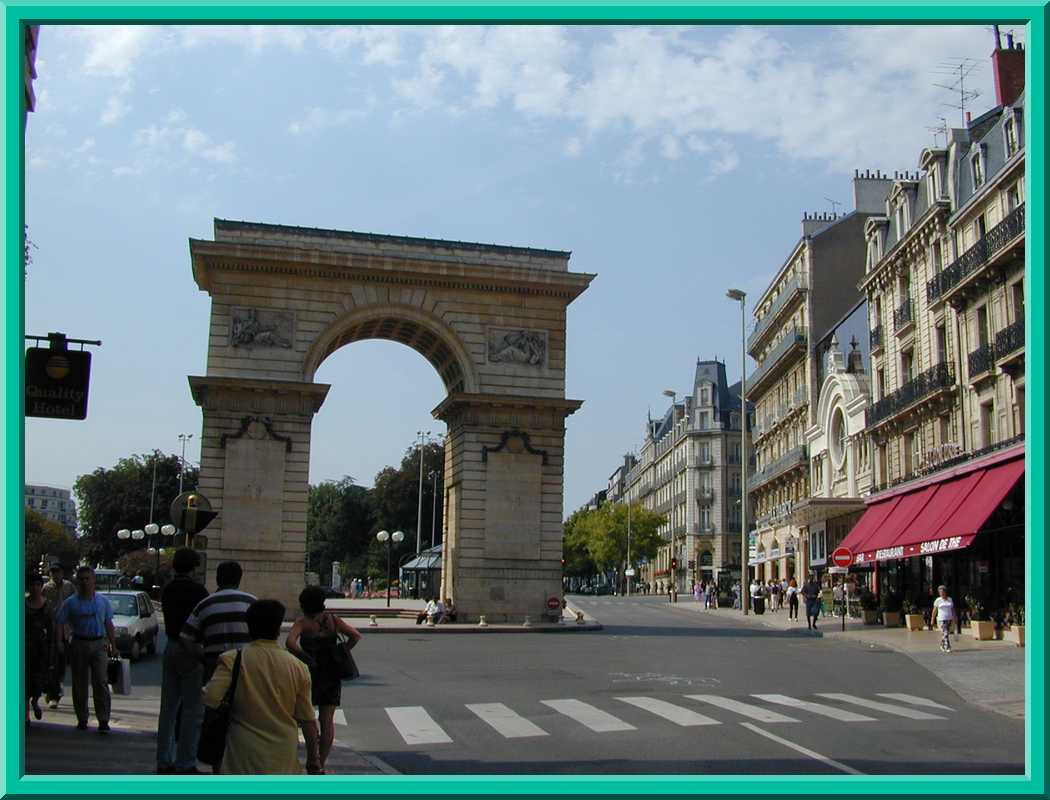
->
{"left": 336, "top": 594, "right": 1024, "bottom": 775}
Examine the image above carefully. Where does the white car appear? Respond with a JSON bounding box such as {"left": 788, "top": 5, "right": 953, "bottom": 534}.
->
{"left": 100, "top": 591, "right": 160, "bottom": 661}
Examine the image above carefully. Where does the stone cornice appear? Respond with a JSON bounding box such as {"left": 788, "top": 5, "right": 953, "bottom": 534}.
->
{"left": 189, "top": 376, "right": 331, "bottom": 415}
{"left": 190, "top": 240, "right": 595, "bottom": 303}
{"left": 431, "top": 392, "right": 584, "bottom": 422}
{"left": 859, "top": 200, "right": 951, "bottom": 294}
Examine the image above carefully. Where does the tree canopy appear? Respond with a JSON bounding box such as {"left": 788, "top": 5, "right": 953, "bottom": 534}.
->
{"left": 563, "top": 502, "right": 665, "bottom": 586}
{"left": 25, "top": 509, "right": 79, "bottom": 573}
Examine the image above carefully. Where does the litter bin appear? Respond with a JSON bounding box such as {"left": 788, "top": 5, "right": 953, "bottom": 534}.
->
{"left": 752, "top": 595, "right": 765, "bottom": 614}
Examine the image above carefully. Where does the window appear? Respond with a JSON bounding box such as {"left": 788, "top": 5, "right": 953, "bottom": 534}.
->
{"left": 700, "top": 386, "right": 710, "bottom": 405}
{"left": 974, "top": 214, "right": 987, "bottom": 241}
{"left": 1015, "top": 387, "right": 1025, "bottom": 436}
{"left": 1005, "top": 116, "right": 1018, "bottom": 157}
{"left": 895, "top": 205, "right": 905, "bottom": 239}
{"left": 971, "top": 150, "right": 984, "bottom": 186}
{"left": 980, "top": 401, "right": 994, "bottom": 449}
{"left": 876, "top": 367, "right": 886, "bottom": 400}
{"left": 877, "top": 444, "right": 888, "bottom": 484}
{"left": 1007, "top": 184, "right": 1021, "bottom": 211}
{"left": 927, "top": 170, "right": 938, "bottom": 200}
{"left": 931, "top": 240, "right": 942, "bottom": 273}
{"left": 900, "top": 349, "right": 914, "bottom": 383}
{"left": 903, "top": 434, "right": 914, "bottom": 478}
{"left": 976, "top": 305, "right": 990, "bottom": 348}
{"left": 1012, "top": 281, "right": 1025, "bottom": 321}
{"left": 935, "top": 324, "right": 947, "bottom": 365}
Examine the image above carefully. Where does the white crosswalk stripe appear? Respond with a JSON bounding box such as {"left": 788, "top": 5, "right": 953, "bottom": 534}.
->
{"left": 752, "top": 694, "right": 876, "bottom": 722}
{"left": 467, "top": 703, "right": 549, "bottom": 738}
{"left": 685, "top": 695, "right": 799, "bottom": 723}
{"left": 541, "top": 699, "right": 636, "bottom": 732}
{"left": 876, "top": 693, "right": 955, "bottom": 712}
{"left": 816, "top": 693, "right": 946, "bottom": 720}
{"left": 386, "top": 706, "right": 454, "bottom": 744}
{"left": 615, "top": 697, "right": 721, "bottom": 726}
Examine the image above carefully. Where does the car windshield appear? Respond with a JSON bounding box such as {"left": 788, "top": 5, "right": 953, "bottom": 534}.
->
{"left": 101, "top": 594, "right": 139, "bottom": 616}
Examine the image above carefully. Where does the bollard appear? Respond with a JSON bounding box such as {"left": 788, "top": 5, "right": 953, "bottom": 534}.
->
{"left": 426, "top": 612, "right": 435, "bottom": 627}
{"left": 368, "top": 615, "right": 378, "bottom": 627}
{"left": 478, "top": 615, "right": 488, "bottom": 627}
{"left": 576, "top": 611, "right": 585, "bottom": 624}
{"left": 523, "top": 616, "right": 532, "bottom": 628}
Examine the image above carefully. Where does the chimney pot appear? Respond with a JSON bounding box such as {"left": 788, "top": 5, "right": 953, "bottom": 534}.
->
{"left": 965, "top": 111, "right": 972, "bottom": 124}
{"left": 1006, "top": 32, "right": 1014, "bottom": 49}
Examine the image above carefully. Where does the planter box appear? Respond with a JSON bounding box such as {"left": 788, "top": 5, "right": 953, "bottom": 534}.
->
{"left": 862, "top": 609, "right": 879, "bottom": 625}
{"left": 971, "top": 620, "right": 996, "bottom": 641}
{"left": 882, "top": 611, "right": 902, "bottom": 627}
{"left": 1004, "top": 625, "right": 1025, "bottom": 647}
{"left": 904, "top": 614, "right": 925, "bottom": 631}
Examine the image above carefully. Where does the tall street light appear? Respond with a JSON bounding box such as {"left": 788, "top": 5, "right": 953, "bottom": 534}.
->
{"left": 662, "top": 388, "right": 677, "bottom": 599}
{"left": 415, "top": 431, "right": 432, "bottom": 559}
{"left": 626, "top": 501, "right": 632, "bottom": 597}
{"left": 144, "top": 522, "right": 177, "bottom": 590}
{"left": 727, "top": 288, "right": 749, "bottom": 615}
{"left": 177, "top": 433, "right": 194, "bottom": 494}
{"left": 376, "top": 529, "right": 405, "bottom": 608}
{"left": 428, "top": 469, "right": 440, "bottom": 549}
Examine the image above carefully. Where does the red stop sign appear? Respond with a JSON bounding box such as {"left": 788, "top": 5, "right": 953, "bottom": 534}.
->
{"left": 831, "top": 547, "right": 853, "bottom": 568}
{"left": 547, "top": 596, "right": 562, "bottom": 610}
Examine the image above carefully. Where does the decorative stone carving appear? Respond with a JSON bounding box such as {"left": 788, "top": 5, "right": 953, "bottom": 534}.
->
{"left": 482, "top": 429, "right": 549, "bottom": 465}
{"left": 230, "top": 307, "right": 293, "bottom": 349}
{"left": 488, "top": 329, "right": 546, "bottom": 366}
{"left": 220, "top": 415, "right": 293, "bottom": 452}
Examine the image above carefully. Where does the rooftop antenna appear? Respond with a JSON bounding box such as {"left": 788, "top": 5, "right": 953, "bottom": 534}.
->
{"left": 824, "top": 197, "right": 842, "bottom": 216}
{"left": 933, "top": 59, "right": 982, "bottom": 127}
{"left": 926, "top": 116, "right": 949, "bottom": 148}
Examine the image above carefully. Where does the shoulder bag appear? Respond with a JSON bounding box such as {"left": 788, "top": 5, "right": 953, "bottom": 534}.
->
{"left": 197, "top": 649, "right": 243, "bottom": 765}
{"left": 324, "top": 614, "right": 360, "bottom": 681}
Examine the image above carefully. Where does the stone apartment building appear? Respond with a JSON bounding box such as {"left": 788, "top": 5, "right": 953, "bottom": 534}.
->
{"left": 747, "top": 174, "right": 891, "bottom": 584}
{"left": 627, "top": 359, "right": 751, "bottom": 593}
{"left": 839, "top": 32, "right": 1025, "bottom": 613}
{"left": 25, "top": 484, "right": 77, "bottom": 534}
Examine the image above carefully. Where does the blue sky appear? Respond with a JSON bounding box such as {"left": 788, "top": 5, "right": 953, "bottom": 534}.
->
{"left": 24, "top": 23, "right": 1019, "bottom": 515}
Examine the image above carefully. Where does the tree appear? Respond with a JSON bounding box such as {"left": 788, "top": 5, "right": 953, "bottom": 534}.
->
{"left": 562, "top": 509, "right": 597, "bottom": 577}
{"left": 25, "top": 509, "right": 79, "bottom": 572}
{"left": 73, "top": 451, "right": 199, "bottom": 566}
{"left": 574, "top": 503, "right": 665, "bottom": 592}
{"left": 306, "top": 477, "right": 376, "bottom": 586}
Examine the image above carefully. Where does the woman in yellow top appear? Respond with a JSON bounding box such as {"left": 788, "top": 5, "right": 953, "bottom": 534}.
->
{"left": 203, "top": 600, "right": 322, "bottom": 774}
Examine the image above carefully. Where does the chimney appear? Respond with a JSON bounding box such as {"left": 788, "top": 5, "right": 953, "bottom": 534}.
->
{"left": 992, "top": 30, "right": 1025, "bottom": 107}
{"left": 965, "top": 111, "right": 972, "bottom": 125}
{"left": 852, "top": 169, "right": 894, "bottom": 214}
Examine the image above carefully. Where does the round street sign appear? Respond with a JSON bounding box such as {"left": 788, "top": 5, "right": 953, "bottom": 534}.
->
{"left": 624, "top": 568, "right": 636, "bottom": 577}
{"left": 831, "top": 547, "right": 853, "bottom": 568}
{"left": 547, "top": 596, "right": 562, "bottom": 610}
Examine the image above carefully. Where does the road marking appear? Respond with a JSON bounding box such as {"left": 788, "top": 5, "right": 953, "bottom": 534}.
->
{"left": 876, "top": 693, "right": 955, "bottom": 711}
{"left": 466, "top": 703, "right": 549, "bottom": 738}
{"left": 685, "top": 695, "right": 799, "bottom": 723}
{"left": 385, "top": 706, "right": 453, "bottom": 744}
{"left": 740, "top": 723, "right": 864, "bottom": 775}
{"left": 751, "top": 694, "right": 876, "bottom": 722}
{"left": 615, "top": 697, "right": 721, "bottom": 726}
{"left": 334, "top": 708, "right": 348, "bottom": 726}
{"left": 541, "top": 699, "right": 636, "bottom": 732}
{"left": 816, "top": 693, "right": 945, "bottom": 720}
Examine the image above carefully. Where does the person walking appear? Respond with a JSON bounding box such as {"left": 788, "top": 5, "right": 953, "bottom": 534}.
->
{"left": 801, "top": 576, "right": 821, "bottom": 630}
{"left": 180, "top": 561, "right": 257, "bottom": 684}
{"left": 769, "top": 580, "right": 779, "bottom": 613}
{"left": 42, "top": 563, "right": 75, "bottom": 709}
{"left": 26, "top": 572, "right": 53, "bottom": 724}
{"left": 786, "top": 578, "right": 800, "bottom": 621}
{"left": 204, "top": 599, "right": 321, "bottom": 775}
{"left": 156, "top": 548, "right": 210, "bottom": 775}
{"left": 54, "top": 566, "right": 117, "bottom": 733}
{"left": 285, "top": 586, "right": 363, "bottom": 772}
{"left": 933, "top": 585, "right": 956, "bottom": 653}
{"left": 750, "top": 579, "right": 764, "bottom": 615}
{"left": 779, "top": 578, "right": 788, "bottom": 610}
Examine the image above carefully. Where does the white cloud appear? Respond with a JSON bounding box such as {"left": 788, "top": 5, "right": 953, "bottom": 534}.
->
{"left": 178, "top": 25, "right": 307, "bottom": 52}
{"left": 100, "top": 95, "right": 128, "bottom": 125}
{"left": 76, "top": 25, "right": 157, "bottom": 78}
{"left": 563, "top": 137, "right": 583, "bottom": 158}
{"left": 288, "top": 107, "right": 364, "bottom": 136}
{"left": 315, "top": 26, "right": 404, "bottom": 65}
{"left": 182, "top": 128, "right": 236, "bottom": 163}
{"left": 74, "top": 138, "right": 95, "bottom": 153}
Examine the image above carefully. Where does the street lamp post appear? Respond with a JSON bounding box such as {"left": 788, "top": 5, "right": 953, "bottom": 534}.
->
{"left": 376, "top": 530, "right": 405, "bottom": 608}
{"left": 144, "top": 522, "right": 178, "bottom": 588}
{"left": 415, "top": 431, "right": 431, "bottom": 559}
{"left": 178, "top": 433, "right": 194, "bottom": 494}
{"left": 428, "top": 469, "right": 440, "bottom": 549}
{"left": 727, "top": 288, "right": 749, "bottom": 615}
{"left": 626, "top": 501, "right": 632, "bottom": 597}
{"left": 662, "top": 388, "right": 678, "bottom": 600}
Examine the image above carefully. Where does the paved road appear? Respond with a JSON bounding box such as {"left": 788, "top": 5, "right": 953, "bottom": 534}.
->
{"left": 335, "top": 594, "right": 1024, "bottom": 775}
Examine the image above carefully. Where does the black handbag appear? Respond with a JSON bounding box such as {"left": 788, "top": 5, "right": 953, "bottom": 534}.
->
{"left": 320, "top": 613, "right": 359, "bottom": 681}
{"left": 197, "top": 650, "right": 243, "bottom": 766}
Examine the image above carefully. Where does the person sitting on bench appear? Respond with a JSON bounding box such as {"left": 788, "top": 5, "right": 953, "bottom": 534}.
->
{"left": 440, "top": 598, "right": 456, "bottom": 624}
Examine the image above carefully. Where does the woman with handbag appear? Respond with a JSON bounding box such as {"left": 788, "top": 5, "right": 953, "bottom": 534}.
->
{"left": 286, "top": 586, "right": 363, "bottom": 771}
{"left": 26, "top": 572, "right": 53, "bottom": 724}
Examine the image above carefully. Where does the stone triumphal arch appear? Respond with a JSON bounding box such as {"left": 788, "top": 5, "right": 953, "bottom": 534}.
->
{"left": 187, "top": 220, "right": 593, "bottom": 621}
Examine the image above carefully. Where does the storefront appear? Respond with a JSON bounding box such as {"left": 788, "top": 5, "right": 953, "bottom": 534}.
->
{"left": 837, "top": 442, "right": 1024, "bottom": 615}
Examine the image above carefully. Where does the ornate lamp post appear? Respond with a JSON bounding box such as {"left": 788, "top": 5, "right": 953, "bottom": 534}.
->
{"left": 727, "top": 287, "right": 749, "bottom": 615}
{"left": 376, "top": 530, "right": 405, "bottom": 608}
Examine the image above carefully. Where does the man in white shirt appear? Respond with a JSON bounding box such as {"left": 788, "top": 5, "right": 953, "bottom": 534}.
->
{"left": 933, "top": 585, "right": 955, "bottom": 653}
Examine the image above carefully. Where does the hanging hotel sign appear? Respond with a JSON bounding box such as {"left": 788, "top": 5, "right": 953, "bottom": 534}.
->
{"left": 25, "top": 332, "right": 100, "bottom": 420}
{"left": 855, "top": 535, "right": 972, "bottom": 565}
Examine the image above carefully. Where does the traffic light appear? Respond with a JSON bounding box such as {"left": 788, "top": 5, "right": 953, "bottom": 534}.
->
{"left": 687, "top": 559, "right": 695, "bottom": 570}
{"left": 671, "top": 557, "right": 678, "bottom": 572}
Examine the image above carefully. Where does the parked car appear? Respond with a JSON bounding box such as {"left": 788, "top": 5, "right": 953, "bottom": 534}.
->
{"left": 99, "top": 591, "right": 160, "bottom": 661}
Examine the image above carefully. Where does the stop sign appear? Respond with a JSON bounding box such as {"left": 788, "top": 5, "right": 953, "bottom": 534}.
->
{"left": 831, "top": 547, "right": 853, "bottom": 568}
{"left": 547, "top": 596, "right": 562, "bottom": 610}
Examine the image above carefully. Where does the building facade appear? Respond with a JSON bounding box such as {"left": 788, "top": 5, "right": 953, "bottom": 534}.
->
{"left": 747, "top": 174, "right": 891, "bottom": 585}
{"left": 25, "top": 484, "right": 77, "bottom": 534}
{"left": 629, "top": 360, "right": 752, "bottom": 593}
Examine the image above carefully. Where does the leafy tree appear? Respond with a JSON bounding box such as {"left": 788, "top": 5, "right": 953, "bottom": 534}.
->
{"left": 562, "top": 508, "right": 596, "bottom": 577}
{"left": 574, "top": 503, "right": 665, "bottom": 592}
{"left": 73, "top": 451, "right": 199, "bottom": 567}
{"left": 25, "top": 509, "right": 79, "bottom": 572}
{"left": 117, "top": 548, "right": 174, "bottom": 589}
{"left": 306, "top": 476, "right": 376, "bottom": 585}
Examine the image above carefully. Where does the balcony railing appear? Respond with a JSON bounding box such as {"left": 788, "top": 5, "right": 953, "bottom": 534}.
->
{"left": 747, "top": 274, "right": 807, "bottom": 354}
{"left": 867, "top": 362, "right": 954, "bottom": 427}
{"left": 893, "top": 299, "right": 914, "bottom": 332}
{"left": 968, "top": 342, "right": 996, "bottom": 378}
{"left": 996, "top": 318, "right": 1024, "bottom": 360}
{"left": 871, "top": 433, "right": 1024, "bottom": 495}
{"left": 748, "top": 327, "right": 807, "bottom": 395}
{"left": 870, "top": 324, "right": 883, "bottom": 351}
{"left": 690, "top": 454, "right": 713, "bottom": 467}
{"left": 927, "top": 203, "right": 1025, "bottom": 304}
{"left": 749, "top": 445, "right": 807, "bottom": 492}
{"left": 696, "top": 487, "right": 715, "bottom": 503}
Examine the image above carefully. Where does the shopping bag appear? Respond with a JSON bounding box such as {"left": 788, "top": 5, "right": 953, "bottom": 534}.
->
{"left": 107, "top": 657, "right": 132, "bottom": 695}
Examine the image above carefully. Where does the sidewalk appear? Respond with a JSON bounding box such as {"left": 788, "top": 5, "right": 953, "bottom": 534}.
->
{"left": 325, "top": 598, "right": 603, "bottom": 632}
{"left": 670, "top": 601, "right": 1026, "bottom": 719}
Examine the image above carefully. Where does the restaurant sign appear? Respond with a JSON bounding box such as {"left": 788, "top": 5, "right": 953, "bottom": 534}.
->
{"left": 855, "top": 535, "right": 968, "bottom": 565}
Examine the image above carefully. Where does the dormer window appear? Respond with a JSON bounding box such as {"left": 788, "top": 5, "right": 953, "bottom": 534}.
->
{"left": 927, "top": 168, "right": 939, "bottom": 200}
{"left": 1005, "top": 115, "right": 1019, "bottom": 157}
{"left": 971, "top": 147, "right": 985, "bottom": 187}
{"left": 895, "top": 205, "right": 905, "bottom": 239}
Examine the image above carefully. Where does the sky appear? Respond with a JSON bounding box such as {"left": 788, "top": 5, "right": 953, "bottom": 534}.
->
{"left": 24, "top": 22, "right": 1021, "bottom": 517}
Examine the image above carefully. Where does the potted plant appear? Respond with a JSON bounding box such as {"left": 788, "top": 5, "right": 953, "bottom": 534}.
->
{"left": 881, "top": 592, "right": 904, "bottom": 627}
{"left": 1004, "top": 603, "right": 1025, "bottom": 647}
{"left": 902, "top": 597, "right": 925, "bottom": 631}
{"left": 966, "top": 595, "right": 995, "bottom": 641}
{"left": 859, "top": 588, "right": 879, "bottom": 625}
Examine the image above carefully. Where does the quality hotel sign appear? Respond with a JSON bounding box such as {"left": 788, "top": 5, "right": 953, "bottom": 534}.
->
{"left": 25, "top": 345, "right": 92, "bottom": 420}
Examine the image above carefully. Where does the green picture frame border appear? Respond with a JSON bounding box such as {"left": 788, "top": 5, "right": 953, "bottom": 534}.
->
{"left": 4, "top": 1, "right": 1044, "bottom": 796}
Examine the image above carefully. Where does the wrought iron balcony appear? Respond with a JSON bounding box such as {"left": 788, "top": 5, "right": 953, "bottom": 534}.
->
{"left": 968, "top": 342, "right": 996, "bottom": 379}
{"left": 870, "top": 324, "right": 883, "bottom": 351}
{"left": 696, "top": 487, "right": 715, "bottom": 504}
{"left": 748, "top": 445, "right": 808, "bottom": 493}
{"left": 893, "top": 298, "right": 914, "bottom": 333}
{"left": 927, "top": 203, "right": 1025, "bottom": 304}
{"left": 748, "top": 326, "right": 807, "bottom": 397}
{"left": 866, "top": 362, "right": 954, "bottom": 427}
{"left": 747, "top": 274, "right": 807, "bottom": 355}
{"left": 996, "top": 318, "right": 1024, "bottom": 360}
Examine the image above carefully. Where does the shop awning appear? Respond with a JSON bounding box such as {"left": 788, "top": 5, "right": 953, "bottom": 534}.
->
{"left": 835, "top": 495, "right": 901, "bottom": 559}
{"left": 851, "top": 453, "right": 1023, "bottom": 565}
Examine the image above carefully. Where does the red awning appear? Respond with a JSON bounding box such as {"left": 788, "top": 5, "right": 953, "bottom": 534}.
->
{"left": 836, "top": 495, "right": 901, "bottom": 561}
{"left": 852, "top": 454, "right": 1023, "bottom": 564}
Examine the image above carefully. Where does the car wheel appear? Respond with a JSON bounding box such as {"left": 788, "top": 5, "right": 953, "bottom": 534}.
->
{"left": 146, "top": 634, "right": 157, "bottom": 656}
{"left": 130, "top": 637, "right": 142, "bottom": 662}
